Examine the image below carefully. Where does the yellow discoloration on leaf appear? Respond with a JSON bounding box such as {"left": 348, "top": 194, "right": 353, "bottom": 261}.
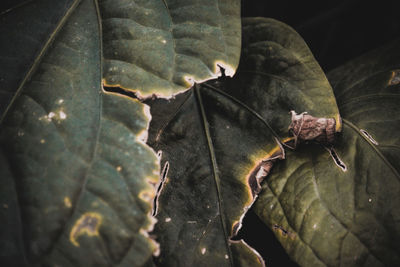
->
{"left": 240, "top": 144, "right": 282, "bottom": 179}
{"left": 335, "top": 113, "right": 342, "bottom": 132}
{"left": 281, "top": 136, "right": 295, "bottom": 143}
{"left": 389, "top": 69, "right": 400, "bottom": 85}
{"left": 64, "top": 197, "right": 72, "bottom": 208}
{"left": 239, "top": 143, "right": 284, "bottom": 200}
{"left": 139, "top": 189, "right": 155, "bottom": 203}
{"left": 102, "top": 79, "right": 147, "bottom": 99}
{"left": 230, "top": 143, "right": 285, "bottom": 236}
{"left": 69, "top": 212, "right": 102, "bottom": 247}
{"left": 137, "top": 129, "right": 149, "bottom": 143}
{"left": 139, "top": 227, "right": 160, "bottom": 256}
{"left": 273, "top": 224, "right": 296, "bottom": 240}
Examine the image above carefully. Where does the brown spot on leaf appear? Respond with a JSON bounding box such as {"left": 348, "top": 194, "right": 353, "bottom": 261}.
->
{"left": 289, "top": 111, "right": 336, "bottom": 146}
{"left": 273, "top": 224, "right": 296, "bottom": 240}
{"left": 389, "top": 69, "right": 400, "bottom": 85}
{"left": 69, "top": 212, "right": 102, "bottom": 247}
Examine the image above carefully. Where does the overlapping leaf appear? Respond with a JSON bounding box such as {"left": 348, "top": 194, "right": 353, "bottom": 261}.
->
{"left": 0, "top": 0, "right": 78, "bottom": 118}
{"left": 100, "top": 0, "right": 241, "bottom": 97}
{"left": 254, "top": 40, "right": 400, "bottom": 266}
{"left": 0, "top": 0, "right": 159, "bottom": 266}
{"left": 146, "top": 18, "right": 340, "bottom": 266}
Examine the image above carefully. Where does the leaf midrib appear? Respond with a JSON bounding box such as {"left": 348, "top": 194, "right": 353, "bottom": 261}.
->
{"left": 153, "top": 80, "right": 284, "bottom": 265}
{"left": 0, "top": 0, "right": 33, "bottom": 16}
{"left": 338, "top": 93, "right": 400, "bottom": 109}
{"left": 194, "top": 85, "right": 234, "bottom": 266}
{"left": 343, "top": 119, "right": 400, "bottom": 181}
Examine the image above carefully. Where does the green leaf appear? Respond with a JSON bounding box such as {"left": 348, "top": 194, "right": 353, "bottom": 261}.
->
{"left": 0, "top": 0, "right": 159, "bottom": 266}
{"left": 146, "top": 18, "right": 340, "bottom": 266}
{"left": 0, "top": 0, "right": 78, "bottom": 118}
{"left": 100, "top": 0, "right": 242, "bottom": 98}
{"left": 238, "top": 18, "right": 341, "bottom": 137}
{"left": 253, "top": 40, "right": 400, "bottom": 266}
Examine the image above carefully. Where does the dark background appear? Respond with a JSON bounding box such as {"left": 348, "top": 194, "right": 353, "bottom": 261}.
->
{"left": 241, "top": 0, "right": 400, "bottom": 72}
{"left": 238, "top": 0, "right": 400, "bottom": 265}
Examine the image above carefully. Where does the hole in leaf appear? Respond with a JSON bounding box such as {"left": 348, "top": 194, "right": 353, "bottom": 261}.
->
{"left": 360, "top": 129, "right": 379, "bottom": 145}
{"left": 152, "top": 161, "right": 169, "bottom": 216}
{"left": 103, "top": 86, "right": 139, "bottom": 100}
{"left": 329, "top": 147, "right": 347, "bottom": 171}
{"left": 233, "top": 209, "right": 298, "bottom": 266}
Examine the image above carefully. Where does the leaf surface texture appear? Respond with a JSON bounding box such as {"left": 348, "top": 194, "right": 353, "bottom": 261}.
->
{"left": 0, "top": 1, "right": 159, "bottom": 266}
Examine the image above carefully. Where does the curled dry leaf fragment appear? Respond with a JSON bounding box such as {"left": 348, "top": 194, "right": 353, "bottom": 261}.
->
{"left": 248, "top": 141, "right": 285, "bottom": 196}
{"left": 288, "top": 111, "right": 337, "bottom": 146}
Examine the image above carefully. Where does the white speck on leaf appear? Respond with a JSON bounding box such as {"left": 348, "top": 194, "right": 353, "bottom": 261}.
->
{"left": 201, "top": 248, "right": 206, "bottom": 255}
{"left": 59, "top": 111, "right": 67, "bottom": 119}
{"left": 165, "top": 217, "right": 171, "bottom": 222}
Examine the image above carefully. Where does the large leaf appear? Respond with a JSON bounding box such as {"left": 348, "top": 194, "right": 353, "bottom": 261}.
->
{"left": 100, "top": 0, "right": 241, "bottom": 97}
{"left": 253, "top": 40, "right": 400, "bottom": 266}
{"left": 0, "top": 0, "right": 78, "bottom": 118}
{"left": 146, "top": 18, "right": 340, "bottom": 266}
{"left": 237, "top": 17, "right": 341, "bottom": 138}
{"left": 0, "top": 0, "right": 159, "bottom": 266}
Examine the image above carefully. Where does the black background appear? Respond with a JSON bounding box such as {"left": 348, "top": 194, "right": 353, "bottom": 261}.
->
{"left": 242, "top": 0, "right": 400, "bottom": 72}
